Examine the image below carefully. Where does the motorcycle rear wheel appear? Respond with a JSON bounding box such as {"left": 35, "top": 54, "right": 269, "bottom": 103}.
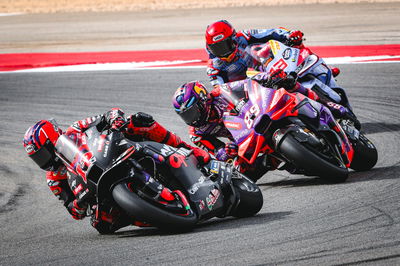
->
{"left": 112, "top": 182, "right": 198, "bottom": 232}
{"left": 278, "top": 133, "right": 349, "bottom": 183}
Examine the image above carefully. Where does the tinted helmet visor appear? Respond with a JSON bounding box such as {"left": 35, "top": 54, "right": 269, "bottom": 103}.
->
{"left": 208, "top": 37, "right": 235, "bottom": 57}
{"left": 29, "top": 142, "right": 55, "bottom": 170}
{"left": 179, "top": 102, "right": 207, "bottom": 127}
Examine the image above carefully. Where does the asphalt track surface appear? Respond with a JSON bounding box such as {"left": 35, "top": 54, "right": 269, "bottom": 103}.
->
{"left": 1, "top": 3, "right": 400, "bottom": 266}
{"left": 0, "top": 62, "right": 399, "bottom": 265}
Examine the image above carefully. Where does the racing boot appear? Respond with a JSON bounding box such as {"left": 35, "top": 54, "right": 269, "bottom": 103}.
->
{"left": 94, "top": 206, "right": 153, "bottom": 233}
{"left": 331, "top": 67, "right": 340, "bottom": 77}
{"left": 236, "top": 154, "right": 279, "bottom": 182}
{"left": 91, "top": 210, "right": 122, "bottom": 235}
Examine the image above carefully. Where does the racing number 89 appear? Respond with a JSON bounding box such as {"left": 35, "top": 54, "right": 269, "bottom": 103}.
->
{"left": 244, "top": 104, "right": 260, "bottom": 129}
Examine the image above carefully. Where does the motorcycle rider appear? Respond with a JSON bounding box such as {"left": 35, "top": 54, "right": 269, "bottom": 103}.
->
{"left": 173, "top": 70, "right": 351, "bottom": 181}
{"left": 206, "top": 20, "right": 307, "bottom": 86}
{"left": 205, "top": 20, "right": 357, "bottom": 127}
{"left": 23, "top": 108, "right": 210, "bottom": 234}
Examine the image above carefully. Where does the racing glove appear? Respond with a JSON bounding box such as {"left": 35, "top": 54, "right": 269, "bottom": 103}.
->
{"left": 191, "top": 146, "right": 211, "bottom": 165}
{"left": 216, "top": 142, "right": 238, "bottom": 161}
{"left": 287, "top": 30, "right": 304, "bottom": 47}
{"left": 129, "top": 112, "right": 155, "bottom": 127}
{"left": 209, "top": 86, "right": 222, "bottom": 98}
{"left": 126, "top": 112, "right": 157, "bottom": 136}
{"left": 105, "top": 108, "right": 127, "bottom": 131}
{"left": 253, "top": 70, "right": 281, "bottom": 88}
{"left": 225, "top": 142, "right": 238, "bottom": 158}
{"left": 268, "top": 69, "right": 288, "bottom": 88}
{"left": 254, "top": 69, "right": 295, "bottom": 90}
{"left": 67, "top": 199, "right": 87, "bottom": 220}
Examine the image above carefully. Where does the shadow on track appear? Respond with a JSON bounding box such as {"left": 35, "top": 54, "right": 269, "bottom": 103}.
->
{"left": 195, "top": 211, "right": 292, "bottom": 232}
{"left": 257, "top": 176, "right": 329, "bottom": 188}
{"left": 256, "top": 165, "right": 400, "bottom": 188}
{"left": 361, "top": 122, "right": 400, "bottom": 134}
{"left": 111, "top": 211, "right": 293, "bottom": 238}
{"left": 348, "top": 164, "right": 400, "bottom": 182}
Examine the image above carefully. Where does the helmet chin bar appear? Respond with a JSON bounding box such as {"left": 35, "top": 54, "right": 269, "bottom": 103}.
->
{"left": 220, "top": 48, "right": 238, "bottom": 63}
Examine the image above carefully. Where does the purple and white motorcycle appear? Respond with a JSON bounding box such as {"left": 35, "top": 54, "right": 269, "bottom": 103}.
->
{"left": 217, "top": 76, "right": 377, "bottom": 183}
{"left": 246, "top": 40, "right": 360, "bottom": 129}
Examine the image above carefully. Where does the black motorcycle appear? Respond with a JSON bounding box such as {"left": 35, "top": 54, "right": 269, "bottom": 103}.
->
{"left": 54, "top": 124, "right": 263, "bottom": 233}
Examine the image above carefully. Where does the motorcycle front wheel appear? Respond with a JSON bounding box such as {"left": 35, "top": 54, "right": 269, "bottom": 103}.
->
{"left": 230, "top": 176, "right": 263, "bottom": 218}
{"left": 350, "top": 133, "right": 378, "bottom": 171}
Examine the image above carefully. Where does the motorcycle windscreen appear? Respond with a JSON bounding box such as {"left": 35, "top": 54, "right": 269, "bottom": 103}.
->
{"left": 245, "top": 43, "right": 274, "bottom": 67}
{"left": 218, "top": 82, "right": 248, "bottom": 111}
{"left": 54, "top": 135, "right": 84, "bottom": 168}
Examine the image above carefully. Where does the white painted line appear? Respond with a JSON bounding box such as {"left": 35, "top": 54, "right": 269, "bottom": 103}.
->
{"left": 325, "top": 55, "right": 400, "bottom": 64}
{"left": 1, "top": 56, "right": 399, "bottom": 73}
{"left": 0, "top": 13, "right": 24, "bottom": 17}
{"left": 11, "top": 59, "right": 202, "bottom": 73}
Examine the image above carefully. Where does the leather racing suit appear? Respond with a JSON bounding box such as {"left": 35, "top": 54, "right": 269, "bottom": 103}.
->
{"left": 207, "top": 27, "right": 298, "bottom": 86}
{"left": 207, "top": 28, "right": 356, "bottom": 126}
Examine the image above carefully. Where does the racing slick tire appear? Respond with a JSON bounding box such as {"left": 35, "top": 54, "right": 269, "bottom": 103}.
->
{"left": 350, "top": 133, "right": 378, "bottom": 171}
{"left": 230, "top": 177, "right": 263, "bottom": 218}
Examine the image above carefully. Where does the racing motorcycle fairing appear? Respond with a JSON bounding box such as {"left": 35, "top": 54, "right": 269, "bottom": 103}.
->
{"left": 139, "top": 142, "right": 228, "bottom": 219}
{"left": 221, "top": 80, "right": 304, "bottom": 164}
{"left": 248, "top": 40, "right": 313, "bottom": 75}
{"left": 220, "top": 78, "right": 354, "bottom": 169}
{"left": 55, "top": 126, "right": 233, "bottom": 221}
{"left": 246, "top": 40, "right": 351, "bottom": 111}
{"left": 297, "top": 54, "right": 319, "bottom": 77}
{"left": 238, "top": 131, "right": 272, "bottom": 165}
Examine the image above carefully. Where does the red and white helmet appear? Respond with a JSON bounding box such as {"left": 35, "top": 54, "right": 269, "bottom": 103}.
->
{"left": 23, "top": 120, "right": 62, "bottom": 170}
{"left": 205, "top": 20, "right": 237, "bottom": 58}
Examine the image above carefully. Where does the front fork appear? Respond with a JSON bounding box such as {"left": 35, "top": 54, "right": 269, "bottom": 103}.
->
{"left": 321, "top": 113, "right": 355, "bottom": 167}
